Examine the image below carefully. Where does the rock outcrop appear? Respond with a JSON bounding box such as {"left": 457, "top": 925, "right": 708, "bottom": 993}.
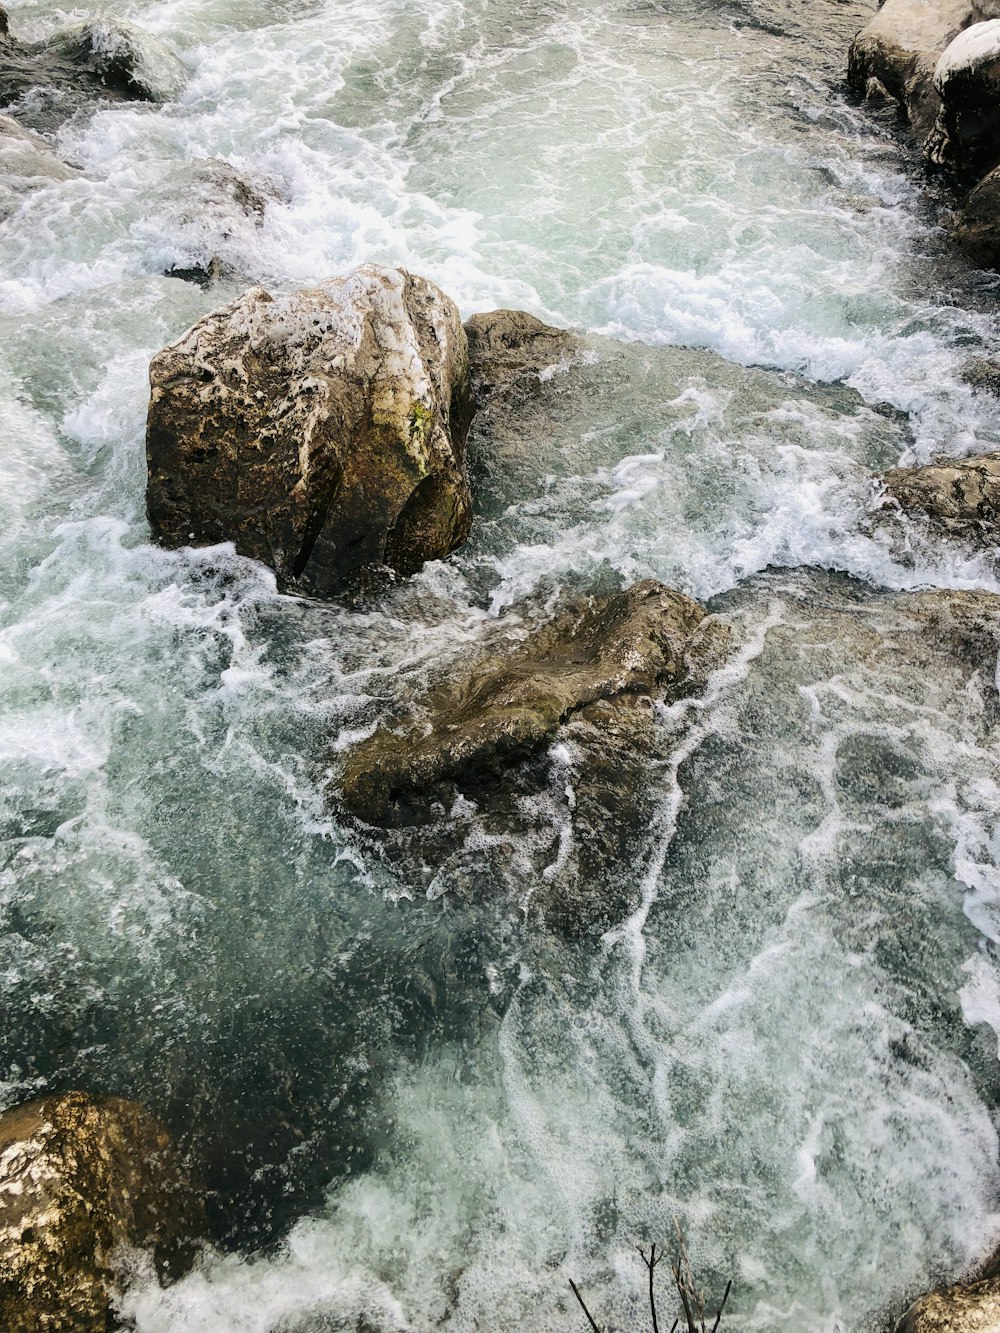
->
{"left": 955, "top": 163, "right": 1000, "bottom": 263}
{"left": 0, "top": 1091, "right": 203, "bottom": 1332}
{"left": 880, "top": 451, "right": 1000, "bottom": 538}
{"left": 929, "top": 19, "right": 1000, "bottom": 177}
{"left": 0, "top": 113, "right": 79, "bottom": 219}
{"left": 161, "top": 157, "right": 281, "bottom": 287}
{"left": 0, "top": 14, "right": 186, "bottom": 134}
{"left": 338, "top": 578, "right": 723, "bottom": 934}
{"left": 848, "top": 2, "right": 1000, "bottom": 270}
{"left": 896, "top": 1277, "right": 1000, "bottom": 1330}
{"left": 146, "top": 264, "right": 475, "bottom": 595}
{"left": 847, "top": 0, "right": 973, "bottom": 139}
{"left": 464, "top": 308, "right": 583, "bottom": 403}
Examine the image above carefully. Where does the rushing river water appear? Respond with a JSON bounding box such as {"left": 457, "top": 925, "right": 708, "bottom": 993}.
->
{"left": 5, "top": 0, "right": 1000, "bottom": 1329}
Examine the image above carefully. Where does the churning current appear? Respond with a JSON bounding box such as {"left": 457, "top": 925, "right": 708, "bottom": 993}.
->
{"left": 4, "top": 0, "right": 1000, "bottom": 1329}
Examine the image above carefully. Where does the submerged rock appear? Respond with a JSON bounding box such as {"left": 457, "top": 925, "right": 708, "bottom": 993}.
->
{"left": 0, "top": 113, "right": 79, "bottom": 219}
{"left": 0, "top": 1090, "right": 203, "bottom": 1332}
{"left": 929, "top": 19, "right": 1000, "bottom": 177}
{"left": 847, "top": 0, "right": 973, "bottom": 140}
{"left": 0, "top": 14, "right": 186, "bottom": 134}
{"left": 897, "top": 1277, "right": 1000, "bottom": 1331}
{"left": 880, "top": 451, "right": 1000, "bottom": 539}
{"left": 161, "top": 157, "right": 281, "bottom": 286}
{"left": 339, "top": 580, "right": 722, "bottom": 934}
{"left": 146, "top": 264, "right": 475, "bottom": 594}
{"left": 341, "top": 579, "right": 706, "bottom": 825}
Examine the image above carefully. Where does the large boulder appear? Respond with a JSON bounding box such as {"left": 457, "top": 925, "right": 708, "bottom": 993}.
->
{"left": 896, "top": 1277, "right": 1000, "bottom": 1330}
{"left": 146, "top": 264, "right": 475, "bottom": 595}
{"left": 955, "top": 163, "right": 1000, "bottom": 264}
{"left": 880, "top": 451, "right": 1000, "bottom": 538}
{"left": 0, "top": 113, "right": 79, "bottom": 220}
{"left": 340, "top": 579, "right": 706, "bottom": 825}
{"left": 847, "top": 0, "right": 974, "bottom": 141}
{"left": 0, "top": 15, "right": 186, "bottom": 134}
{"left": 0, "top": 1091, "right": 203, "bottom": 1332}
{"left": 929, "top": 19, "right": 1000, "bottom": 176}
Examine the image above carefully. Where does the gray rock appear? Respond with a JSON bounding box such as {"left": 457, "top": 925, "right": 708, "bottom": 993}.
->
{"left": 146, "top": 264, "right": 475, "bottom": 594}
{"left": 0, "top": 14, "right": 187, "bottom": 133}
{"left": 0, "top": 1090, "right": 203, "bottom": 1332}
{"left": 880, "top": 450, "right": 1000, "bottom": 538}
{"left": 848, "top": 0, "right": 973, "bottom": 141}
{"left": 929, "top": 19, "right": 1000, "bottom": 177}
{"left": 897, "top": 1277, "right": 1000, "bottom": 1331}
{"left": 0, "top": 113, "right": 79, "bottom": 219}
{"left": 962, "top": 353, "right": 1000, "bottom": 391}
{"left": 340, "top": 580, "right": 706, "bottom": 828}
{"left": 338, "top": 579, "right": 725, "bottom": 935}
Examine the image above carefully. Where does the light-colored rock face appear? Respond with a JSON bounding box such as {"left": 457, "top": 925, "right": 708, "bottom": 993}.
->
{"left": 0, "top": 1091, "right": 202, "bottom": 1332}
{"left": 897, "top": 1278, "right": 1000, "bottom": 1331}
{"left": 848, "top": 0, "right": 972, "bottom": 138}
{"left": 0, "top": 113, "right": 78, "bottom": 218}
{"left": 880, "top": 451, "right": 1000, "bottom": 534}
{"left": 936, "top": 16, "right": 1000, "bottom": 84}
{"left": 146, "top": 264, "right": 474, "bottom": 594}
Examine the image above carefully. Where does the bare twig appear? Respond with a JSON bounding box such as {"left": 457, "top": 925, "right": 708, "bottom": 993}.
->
{"left": 710, "top": 1280, "right": 733, "bottom": 1333}
{"left": 567, "top": 1226, "right": 732, "bottom": 1333}
{"left": 637, "top": 1243, "right": 664, "bottom": 1333}
{"left": 569, "top": 1278, "right": 603, "bottom": 1333}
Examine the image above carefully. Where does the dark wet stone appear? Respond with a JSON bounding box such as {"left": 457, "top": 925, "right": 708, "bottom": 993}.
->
{"left": 880, "top": 451, "right": 1000, "bottom": 540}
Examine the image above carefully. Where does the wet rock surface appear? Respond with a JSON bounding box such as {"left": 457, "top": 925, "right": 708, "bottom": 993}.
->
{"left": 0, "top": 1091, "right": 203, "bottom": 1332}
{"left": 880, "top": 451, "right": 1000, "bottom": 539}
{"left": 0, "top": 14, "right": 187, "bottom": 134}
{"left": 956, "top": 162, "right": 1000, "bottom": 263}
{"left": 160, "top": 157, "right": 281, "bottom": 286}
{"left": 464, "top": 309, "right": 584, "bottom": 403}
{"left": 146, "top": 263, "right": 475, "bottom": 595}
{"left": 897, "top": 1277, "right": 1000, "bottom": 1331}
{"left": 339, "top": 580, "right": 722, "bottom": 935}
